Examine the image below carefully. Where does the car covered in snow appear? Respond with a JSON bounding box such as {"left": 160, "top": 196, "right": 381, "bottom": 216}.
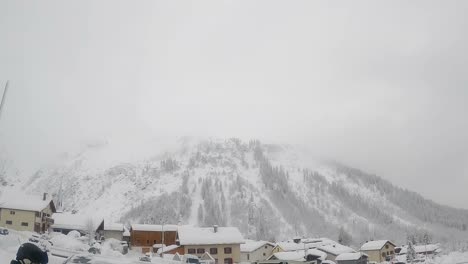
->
{"left": 0, "top": 227, "right": 8, "bottom": 235}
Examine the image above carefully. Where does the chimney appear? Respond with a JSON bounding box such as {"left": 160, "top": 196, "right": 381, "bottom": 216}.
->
{"left": 213, "top": 225, "right": 218, "bottom": 233}
{"left": 43, "top": 193, "right": 48, "bottom": 201}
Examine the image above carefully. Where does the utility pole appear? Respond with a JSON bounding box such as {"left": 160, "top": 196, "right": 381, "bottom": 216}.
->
{"left": 0, "top": 81, "right": 9, "bottom": 121}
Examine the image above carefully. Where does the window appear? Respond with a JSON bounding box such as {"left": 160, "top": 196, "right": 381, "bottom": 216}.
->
{"left": 265, "top": 246, "right": 268, "bottom": 249}
{"left": 263, "top": 253, "right": 266, "bottom": 256}
{"left": 390, "top": 251, "right": 394, "bottom": 255}
{"left": 210, "top": 248, "right": 218, "bottom": 255}
{"left": 35, "top": 212, "right": 40, "bottom": 217}
{"left": 224, "top": 247, "right": 232, "bottom": 254}
{"left": 147, "top": 240, "right": 149, "bottom": 245}
{"left": 10, "top": 211, "right": 15, "bottom": 215}
{"left": 382, "top": 252, "right": 386, "bottom": 257}
{"left": 154, "top": 240, "right": 157, "bottom": 244}
{"left": 6, "top": 220, "right": 12, "bottom": 225}
{"left": 188, "top": 248, "right": 196, "bottom": 254}
{"left": 224, "top": 258, "right": 233, "bottom": 264}
{"left": 385, "top": 245, "right": 389, "bottom": 249}
{"left": 247, "top": 254, "right": 250, "bottom": 260}
{"left": 21, "top": 222, "right": 28, "bottom": 227}
{"left": 197, "top": 248, "right": 205, "bottom": 254}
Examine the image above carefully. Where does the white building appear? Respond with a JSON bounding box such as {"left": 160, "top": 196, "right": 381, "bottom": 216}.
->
{"left": 240, "top": 240, "right": 275, "bottom": 262}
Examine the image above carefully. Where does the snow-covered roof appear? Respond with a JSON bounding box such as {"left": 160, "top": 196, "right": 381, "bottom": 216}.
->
{"left": 277, "top": 238, "right": 338, "bottom": 252}
{"left": 241, "top": 240, "right": 275, "bottom": 252}
{"left": 276, "top": 242, "right": 305, "bottom": 251}
{"left": 336, "top": 252, "right": 368, "bottom": 261}
{"left": 131, "top": 224, "right": 178, "bottom": 232}
{"left": 317, "top": 244, "right": 356, "bottom": 256}
{"left": 269, "top": 249, "right": 327, "bottom": 262}
{"left": 51, "top": 212, "right": 104, "bottom": 232}
{"left": 0, "top": 191, "right": 54, "bottom": 212}
{"left": 157, "top": 245, "right": 180, "bottom": 254}
{"left": 200, "top": 252, "right": 215, "bottom": 261}
{"left": 397, "top": 244, "right": 441, "bottom": 254}
{"left": 360, "top": 240, "right": 395, "bottom": 251}
{"left": 178, "top": 226, "right": 244, "bottom": 245}
{"left": 307, "top": 249, "right": 328, "bottom": 260}
{"left": 104, "top": 223, "right": 124, "bottom": 231}
{"left": 269, "top": 252, "right": 306, "bottom": 261}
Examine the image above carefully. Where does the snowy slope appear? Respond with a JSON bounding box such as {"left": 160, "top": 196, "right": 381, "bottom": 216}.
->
{"left": 2, "top": 138, "right": 468, "bottom": 248}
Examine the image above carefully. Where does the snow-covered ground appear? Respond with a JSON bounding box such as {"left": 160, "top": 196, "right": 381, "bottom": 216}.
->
{"left": 0, "top": 229, "right": 180, "bottom": 264}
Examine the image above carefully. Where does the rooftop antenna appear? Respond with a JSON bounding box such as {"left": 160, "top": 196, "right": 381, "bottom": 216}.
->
{"left": 0, "top": 81, "right": 9, "bottom": 121}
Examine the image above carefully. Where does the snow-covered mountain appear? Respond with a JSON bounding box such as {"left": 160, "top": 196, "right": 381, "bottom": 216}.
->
{"left": 1, "top": 138, "right": 468, "bottom": 248}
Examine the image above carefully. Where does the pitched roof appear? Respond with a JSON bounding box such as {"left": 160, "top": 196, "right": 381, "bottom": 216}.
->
{"left": 241, "top": 240, "right": 275, "bottom": 252}
{"left": 276, "top": 242, "right": 305, "bottom": 251}
{"left": 104, "top": 223, "right": 124, "bottom": 231}
{"left": 0, "top": 191, "right": 55, "bottom": 212}
{"left": 157, "top": 245, "right": 180, "bottom": 254}
{"left": 268, "top": 249, "right": 327, "bottom": 262}
{"left": 131, "top": 224, "right": 178, "bottom": 232}
{"left": 317, "top": 244, "right": 356, "bottom": 256}
{"left": 360, "top": 240, "right": 395, "bottom": 251}
{"left": 269, "top": 252, "right": 306, "bottom": 261}
{"left": 336, "top": 252, "right": 368, "bottom": 261}
{"left": 177, "top": 226, "right": 244, "bottom": 245}
{"left": 51, "top": 212, "right": 104, "bottom": 232}
{"left": 397, "top": 244, "right": 441, "bottom": 254}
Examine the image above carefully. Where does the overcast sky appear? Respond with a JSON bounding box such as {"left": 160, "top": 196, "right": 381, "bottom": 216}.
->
{"left": 1, "top": 1, "right": 467, "bottom": 209}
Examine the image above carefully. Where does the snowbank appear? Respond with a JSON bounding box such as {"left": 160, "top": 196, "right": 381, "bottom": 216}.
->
{"left": 50, "top": 233, "right": 90, "bottom": 252}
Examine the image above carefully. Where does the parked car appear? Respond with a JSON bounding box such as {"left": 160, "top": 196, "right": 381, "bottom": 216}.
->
{"left": 185, "top": 254, "right": 200, "bottom": 264}
{"left": 139, "top": 256, "right": 151, "bottom": 262}
{"left": 0, "top": 227, "right": 8, "bottom": 235}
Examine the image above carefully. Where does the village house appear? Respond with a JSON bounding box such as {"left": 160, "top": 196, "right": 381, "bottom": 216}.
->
{"left": 103, "top": 223, "right": 125, "bottom": 241}
{"left": 316, "top": 244, "right": 356, "bottom": 261}
{"left": 336, "top": 252, "right": 368, "bottom": 264}
{"left": 240, "top": 240, "right": 275, "bottom": 262}
{"left": 0, "top": 192, "right": 56, "bottom": 233}
{"left": 130, "top": 224, "right": 178, "bottom": 253}
{"left": 359, "top": 240, "right": 396, "bottom": 263}
{"left": 51, "top": 212, "right": 104, "bottom": 238}
{"left": 176, "top": 225, "right": 245, "bottom": 264}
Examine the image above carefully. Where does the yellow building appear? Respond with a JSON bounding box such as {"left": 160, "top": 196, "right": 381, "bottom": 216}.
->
{"left": 177, "top": 225, "right": 245, "bottom": 264}
{"left": 360, "top": 240, "right": 396, "bottom": 263}
{"left": 0, "top": 192, "right": 56, "bottom": 233}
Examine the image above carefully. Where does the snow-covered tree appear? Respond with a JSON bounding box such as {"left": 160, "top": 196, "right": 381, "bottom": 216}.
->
{"left": 338, "top": 226, "right": 353, "bottom": 246}
{"left": 407, "top": 241, "right": 417, "bottom": 263}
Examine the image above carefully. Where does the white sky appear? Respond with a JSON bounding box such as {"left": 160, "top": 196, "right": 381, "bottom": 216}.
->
{"left": 0, "top": 1, "right": 467, "bottom": 209}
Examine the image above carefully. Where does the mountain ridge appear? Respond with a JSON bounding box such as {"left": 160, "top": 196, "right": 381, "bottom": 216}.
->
{"left": 1, "top": 138, "right": 467, "bottom": 249}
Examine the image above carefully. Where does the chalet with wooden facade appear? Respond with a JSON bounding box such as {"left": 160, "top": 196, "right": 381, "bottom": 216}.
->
{"left": 0, "top": 192, "right": 56, "bottom": 233}
{"left": 130, "top": 224, "right": 178, "bottom": 253}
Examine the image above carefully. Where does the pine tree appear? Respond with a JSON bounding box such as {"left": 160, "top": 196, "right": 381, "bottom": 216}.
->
{"left": 407, "top": 241, "right": 417, "bottom": 263}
